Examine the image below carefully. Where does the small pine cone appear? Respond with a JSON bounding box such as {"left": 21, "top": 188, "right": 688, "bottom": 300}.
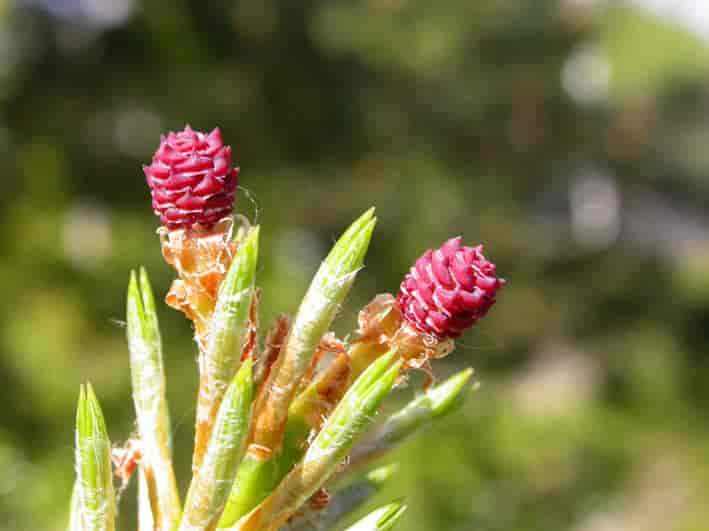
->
{"left": 397, "top": 237, "right": 505, "bottom": 339}
{"left": 144, "top": 125, "right": 238, "bottom": 230}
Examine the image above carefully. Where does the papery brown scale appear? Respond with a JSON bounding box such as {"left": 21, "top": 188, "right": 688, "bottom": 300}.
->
{"left": 308, "top": 489, "right": 331, "bottom": 511}
{"left": 160, "top": 218, "right": 240, "bottom": 350}
{"left": 307, "top": 334, "right": 346, "bottom": 379}
{"left": 353, "top": 294, "right": 453, "bottom": 373}
{"left": 241, "top": 289, "right": 261, "bottom": 363}
{"left": 254, "top": 314, "right": 291, "bottom": 389}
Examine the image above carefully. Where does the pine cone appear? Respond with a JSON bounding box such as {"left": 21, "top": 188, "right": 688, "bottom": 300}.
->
{"left": 144, "top": 125, "right": 238, "bottom": 230}
{"left": 397, "top": 237, "right": 504, "bottom": 339}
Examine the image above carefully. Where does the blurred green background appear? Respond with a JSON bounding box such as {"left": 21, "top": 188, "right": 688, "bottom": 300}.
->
{"left": 2, "top": 0, "right": 709, "bottom": 529}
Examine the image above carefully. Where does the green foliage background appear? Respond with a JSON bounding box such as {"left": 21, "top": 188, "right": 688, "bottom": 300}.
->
{"left": 1, "top": 0, "right": 709, "bottom": 529}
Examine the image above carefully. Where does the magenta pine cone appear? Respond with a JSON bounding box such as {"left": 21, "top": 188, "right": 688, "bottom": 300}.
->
{"left": 144, "top": 125, "right": 238, "bottom": 230}
{"left": 397, "top": 237, "right": 505, "bottom": 339}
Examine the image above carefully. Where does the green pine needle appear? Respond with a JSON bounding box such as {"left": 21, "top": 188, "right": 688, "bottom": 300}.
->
{"left": 219, "top": 209, "right": 377, "bottom": 528}
{"left": 127, "top": 268, "right": 181, "bottom": 529}
{"left": 344, "top": 501, "right": 408, "bottom": 531}
{"left": 236, "top": 354, "right": 401, "bottom": 531}
{"left": 180, "top": 359, "right": 254, "bottom": 530}
{"left": 349, "top": 368, "right": 476, "bottom": 466}
{"left": 285, "top": 463, "right": 399, "bottom": 531}
{"left": 75, "top": 383, "right": 116, "bottom": 531}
